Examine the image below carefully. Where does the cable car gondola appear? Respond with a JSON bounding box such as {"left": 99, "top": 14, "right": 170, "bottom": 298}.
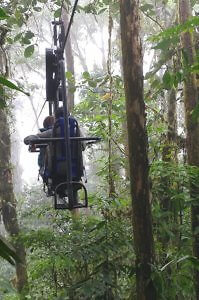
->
{"left": 25, "top": 18, "right": 100, "bottom": 210}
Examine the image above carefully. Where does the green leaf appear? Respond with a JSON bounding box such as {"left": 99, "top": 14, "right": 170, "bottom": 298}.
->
{"left": 69, "top": 86, "right": 76, "bottom": 93}
{"left": 7, "top": 16, "right": 17, "bottom": 26}
{"left": 153, "top": 39, "right": 171, "bottom": 50}
{"left": 162, "top": 71, "right": 173, "bottom": 90}
{"left": 0, "top": 7, "right": 8, "bottom": 19}
{"left": 66, "top": 71, "right": 73, "bottom": 80}
{"left": 25, "top": 30, "right": 35, "bottom": 39}
{"left": 14, "top": 33, "right": 23, "bottom": 42}
{"left": 6, "top": 37, "right": 14, "bottom": 45}
{"left": 191, "top": 103, "right": 199, "bottom": 123}
{"left": 0, "top": 86, "right": 6, "bottom": 108}
{"left": 0, "top": 76, "right": 29, "bottom": 96}
{"left": 98, "top": 8, "right": 107, "bottom": 14}
{"left": 24, "top": 45, "right": 34, "bottom": 58}
{"left": 88, "top": 80, "right": 97, "bottom": 88}
{"left": 82, "top": 71, "right": 90, "bottom": 79}
{"left": 54, "top": 8, "right": 61, "bottom": 18}
{"left": 151, "top": 78, "right": 161, "bottom": 89}
{"left": 191, "top": 63, "right": 199, "bottom": 73}
{"left": 175, "top": 71, "right": 183, "bottom": 83}
{"left": 89, "top": 220, "right": 106, "bottom": 232}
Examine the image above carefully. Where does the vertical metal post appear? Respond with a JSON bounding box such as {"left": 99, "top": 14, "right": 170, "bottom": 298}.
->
{"left": 53, "top": 21, "right": 57, "bottom": 46}
{"left": 59, "top": 60, "right": 73, "bottom": 209}
{"left": 49, "top": 102, "right": 53, "bottom": 116}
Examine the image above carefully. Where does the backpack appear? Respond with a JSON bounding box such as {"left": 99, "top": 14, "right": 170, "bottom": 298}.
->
{"left": 51, "top": 116, "right": 84, "bottom": 182}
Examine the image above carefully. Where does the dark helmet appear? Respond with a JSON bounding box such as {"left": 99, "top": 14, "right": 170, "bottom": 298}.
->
{"left": 43, "top": 116, "right": 55, "bottom": 129}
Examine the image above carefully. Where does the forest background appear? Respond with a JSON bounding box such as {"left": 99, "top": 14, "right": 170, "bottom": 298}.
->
{"left": 0, "top": 0, "right": 199, "bottom": 299}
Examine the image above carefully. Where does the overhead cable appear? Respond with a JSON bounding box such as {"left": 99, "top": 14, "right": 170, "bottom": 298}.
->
{"left": 32, "top": 100, "right": 47, "bottom": 130}
{"left": 61, "top": 0, "right": 79, "bottom": 55}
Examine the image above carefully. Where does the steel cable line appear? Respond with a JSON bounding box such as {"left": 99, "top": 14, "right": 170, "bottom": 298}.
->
{"left": 31, "top": 100, "right": 47, "bottom": 130}
{"left": 60, "top": 0, "right": 79, "bottom": 55}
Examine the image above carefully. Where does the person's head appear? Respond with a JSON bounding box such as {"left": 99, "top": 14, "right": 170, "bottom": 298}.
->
{"left": 43, "top": 116, "right": 55, "bottom": 129}
{"left": 55, "top": 106, "right": 64, "bottom": 119}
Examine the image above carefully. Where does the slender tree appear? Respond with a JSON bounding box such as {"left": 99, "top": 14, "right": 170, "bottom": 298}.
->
{"left": 120, "top": 1, "right": 156, "bottom": 299}
{"left": 107, "top": 10, "right": 115, "bottom": 198}
{"left": 178, "top": 0, "right": 199, "bottom": 298}
{"left": 0, "top": 39, "right": 28, "bottom": 298}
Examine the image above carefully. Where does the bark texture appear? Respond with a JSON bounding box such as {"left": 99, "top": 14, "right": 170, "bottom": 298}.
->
{"left": 0, "top": 46, "right": 28, "bottom": 296}
{"left": 107, "top": 12, "right": 116, "bottom": 198}
{"left": 179, "top": 0, "right": 199, "bottom": 298}
{"left": 0, "top": 110, "right": 28, "bottom": 295}
{"left": 120, "top": 1, "right": 156, "bottom": 299}
{"left": 162, "top": 87, "right": 177, "bottom": 216}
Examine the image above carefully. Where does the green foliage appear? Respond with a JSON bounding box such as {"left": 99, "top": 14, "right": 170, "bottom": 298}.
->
{"left": 74, "top": 72, "right": 127, "bottom": 194}
{"left": 150, "top": 161, "right": 198, "bottom": 299}
{"left": 0, "top": 7, "right": 8, "bottom": 19}
{"left": 162, "top": 70, "right": 173, "bottom": 90}
{"left": 145, "top": 15, "right": 199, "bottom": 95}
{"left": 20, "top": 198, "right": 134, "bottom": 299}
{"left": 24, "top": 45, "right": 35, "bottom": 58}
{"left": 151, "top": 16, "right": 199, "bottom": 42}
{"left": 80, "top": 0, "right": 119, "bottom": 16}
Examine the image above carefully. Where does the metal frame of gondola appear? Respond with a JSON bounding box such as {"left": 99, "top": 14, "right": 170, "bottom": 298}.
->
{"left": 43, "top": 20, "right": 100, "bottom": 209}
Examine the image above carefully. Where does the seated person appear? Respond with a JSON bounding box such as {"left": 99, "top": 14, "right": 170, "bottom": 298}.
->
{"left": 38, "top": 116, "right": 55, "bottom": 177}
{"left": 24, "top": 107, "right": 85, "bottom": 199}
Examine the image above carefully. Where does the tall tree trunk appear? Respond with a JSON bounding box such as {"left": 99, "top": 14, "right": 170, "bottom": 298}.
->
{"left": 120, "top": 1, "right": 156, "bottom": 299}
{"left": 0, "top": 109, "right": 28, "bottom": 296}
{"left": 0, "top": 47, "right": 28, "bottom": 297}
{"left": 178, "top": 0, "right": 199, "bottom": 298}
{"left": 62, "top": 8, "right": 75, "bottom": 111}
{"left": 162, "top": 87, "right": 177, "bottom": 162}
{"left": 161, "top": 87, "right": 178, "bottom": 236}
{"left": 107, "top": 10, "right": 115, "bottom": 198}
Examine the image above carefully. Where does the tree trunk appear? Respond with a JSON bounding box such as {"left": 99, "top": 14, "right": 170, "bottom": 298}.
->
{"left": 178, "top": 0, "right": 199, "bottom": 298}
{"left": 0, "top": 47, "right": 28, "bottom": 297}
{"left": 161, "top": 86, "right": 178, "bottom": 229}
{"left": 120, "top": 1, "right": 156, "bottom": 299}
{"left": 0, "top": 109, "right": 28, "bottom": 296}
{"left": 162, "top": 87, "right": 177, "bottom": 162}
{"left": 107, "top": 11, "right": 116, "bottom": 198}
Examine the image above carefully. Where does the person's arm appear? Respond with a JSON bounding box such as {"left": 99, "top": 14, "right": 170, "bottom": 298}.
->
{"left": 24, "top": 129, "right": 53, "bottom": 145}
{"left": 24, "top": 135, "right": 39, "bottom": 145}
{"left": 79, "top": 128, "right": 86, "bottom": 151}
{"left": 37, "top": 128, "right": 52, "bottom": 138}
